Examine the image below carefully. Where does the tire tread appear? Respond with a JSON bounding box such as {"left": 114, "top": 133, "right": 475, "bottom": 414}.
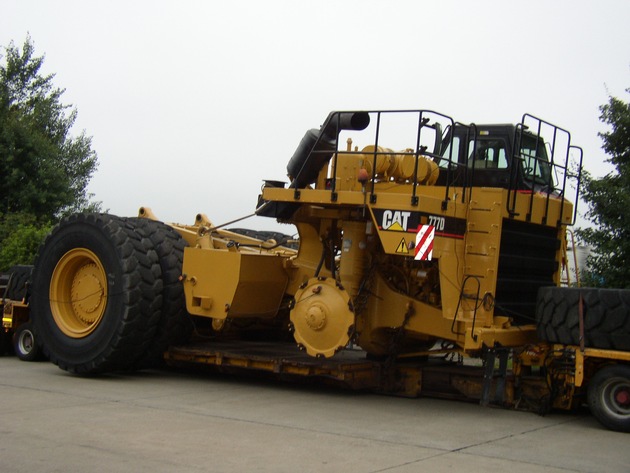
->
{"left": 537, "top": 287, "right": 630, "bottom": 350}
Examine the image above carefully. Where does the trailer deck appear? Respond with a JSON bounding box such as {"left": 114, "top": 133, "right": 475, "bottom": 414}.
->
{"left": 164, "top": 341, "right": 537, "bottom": 407}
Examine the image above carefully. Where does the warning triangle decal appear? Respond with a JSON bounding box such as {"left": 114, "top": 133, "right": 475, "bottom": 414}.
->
{"left": 395, "top": 238, "right": 409, "bottom": 254}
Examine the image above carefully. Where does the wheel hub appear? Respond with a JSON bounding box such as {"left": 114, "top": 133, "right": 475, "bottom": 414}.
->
{"left": 305, "top": 305, "right": 327, "bottom": 331}
{"left": 290, "top": 277, "right": 354, "bottom": 358}
{"left": 615, "top": 388, "right": 630, "bottom": 407}
{"left": 19, "top": 330, "right": 34, "bottom": 352}
{"left": 71, "top": 264, "right": 105, "bottom": 324}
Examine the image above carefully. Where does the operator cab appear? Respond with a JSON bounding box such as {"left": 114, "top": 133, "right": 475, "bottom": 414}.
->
{"left": 436, "top": 124, "right": 553, "bottom": 191}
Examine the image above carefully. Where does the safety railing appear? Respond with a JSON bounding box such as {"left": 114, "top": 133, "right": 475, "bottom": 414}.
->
{"left": 507, "top": 114, "right": 583, "bottom": 226}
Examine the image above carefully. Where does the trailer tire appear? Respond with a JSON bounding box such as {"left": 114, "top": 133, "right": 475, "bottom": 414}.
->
{"left": 587, "top": 364, "right": 630, "bottom": 433}
{"left": 30, "top": 214, "right": 163, "bottom": 374}
{"left": 129, "top": 218, "right": 192, "bottom": 366}
{"left": 13, "top": 322, "right": 40, "bottom": 361}
{"left": 536, "top": 287, "right": 630, "bottom": 350}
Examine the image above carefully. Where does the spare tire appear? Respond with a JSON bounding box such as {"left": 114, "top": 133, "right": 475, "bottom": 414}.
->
{"left": 5, "top": 265, "right": 33, "bottom": 301}
{"left": 30, "top": 214, "right": 163, "bottom": 374}
{"left": 536, "top": 287, "right": 630, "bottom": 351}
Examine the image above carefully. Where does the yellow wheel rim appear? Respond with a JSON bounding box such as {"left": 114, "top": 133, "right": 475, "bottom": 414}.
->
{"left": 49, "top": 248, "right": 108, "bottom": 338}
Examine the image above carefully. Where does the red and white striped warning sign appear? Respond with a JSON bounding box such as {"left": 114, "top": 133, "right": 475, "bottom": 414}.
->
{"left": 415, "top": 225, "right": 435, "bottom": 261}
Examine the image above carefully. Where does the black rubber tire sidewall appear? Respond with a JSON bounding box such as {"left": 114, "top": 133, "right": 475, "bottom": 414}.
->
{"left": 31, "top": 214, "right": 162, "bottom": 374}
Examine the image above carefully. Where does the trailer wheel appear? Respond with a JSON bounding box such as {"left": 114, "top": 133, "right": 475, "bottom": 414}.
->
{"left": 129, "top": 218, "right": 192, "bottom": 366}
{"left": 13, "top": 322, "right": 40, "bottom": 361}
{"left": 588, "top": 364, "right": 630, "bottom": 433}
{"left": 30, "top": 214, "right": 163, "bottom": 374}
{"left": 536, "top": 287, "right": 630, "bottom": 350}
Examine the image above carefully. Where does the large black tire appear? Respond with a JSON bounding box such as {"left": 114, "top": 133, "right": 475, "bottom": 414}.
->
{"left": 30, "top": 214, "right": 163, "bottom": 374}
{"left": 5, "top": 265, "right": 33, "bottom": 301}
{"left": 13, "top": 322, "right": 40, "bottom": 361}
{"left": 588, "top": 364, "right": 630, "bottom": 433}
{"left": 129, "top": 218, "right": 192, "bottom": 367}
{"left": 536, "top": 287, "right": 630, "bottom": 351}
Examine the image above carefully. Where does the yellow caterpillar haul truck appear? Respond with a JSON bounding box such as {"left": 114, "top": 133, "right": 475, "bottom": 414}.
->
{"left": 27, "top": 110, "right": 630, "bottom": 432}
{"left": 252, "top": 110, "right": 577, "bottom": 358}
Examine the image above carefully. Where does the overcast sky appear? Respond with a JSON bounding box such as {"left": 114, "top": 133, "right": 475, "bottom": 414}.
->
{"left": 2, "top": 0, "right": 629, "bottom": 231}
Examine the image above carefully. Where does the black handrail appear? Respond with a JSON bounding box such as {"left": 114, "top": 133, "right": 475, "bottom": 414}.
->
{"left": 507, "top": 114, "right": 581, "bottom": 227}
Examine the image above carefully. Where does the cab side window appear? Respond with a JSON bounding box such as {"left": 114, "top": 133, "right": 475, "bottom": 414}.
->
{"left": 468, "top": 139, "right": 508, "bottom": 169}
{"left": 438, "top": 136, "right": 460, "bottom": 169}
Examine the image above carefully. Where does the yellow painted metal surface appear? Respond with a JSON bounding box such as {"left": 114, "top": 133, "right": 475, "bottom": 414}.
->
{"left": 182, "top": 247, "right": 289, "bottom": 319}
{"left": 49, "top": 248, "right": 108, "bottom": 338}
{"left": 290, "top": 277, "right": 355, "bottom": 358}
{"left": 258, "top": 175, "right": 571, "bottom": 355}
{"left": 574, "top": 347, "right": 630, "bottom": 387}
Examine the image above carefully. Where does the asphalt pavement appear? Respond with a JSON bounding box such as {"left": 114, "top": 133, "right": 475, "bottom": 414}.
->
{"left": 0, "top": 356, "right": 628, "bottom": 473}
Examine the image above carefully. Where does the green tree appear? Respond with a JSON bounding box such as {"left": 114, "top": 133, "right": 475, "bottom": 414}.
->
{"left": 0, "top": 36, "right": 100, "bottom": 270}
{"left": 578, "top": 88, "right": 630, "bottom": 288}
{"left": 0, "top": 213, "right": 51, "bottom": 270}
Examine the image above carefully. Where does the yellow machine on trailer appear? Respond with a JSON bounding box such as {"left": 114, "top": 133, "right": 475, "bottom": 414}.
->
{"left": 24, "top": 109, "right": 630, "bottom": 432}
